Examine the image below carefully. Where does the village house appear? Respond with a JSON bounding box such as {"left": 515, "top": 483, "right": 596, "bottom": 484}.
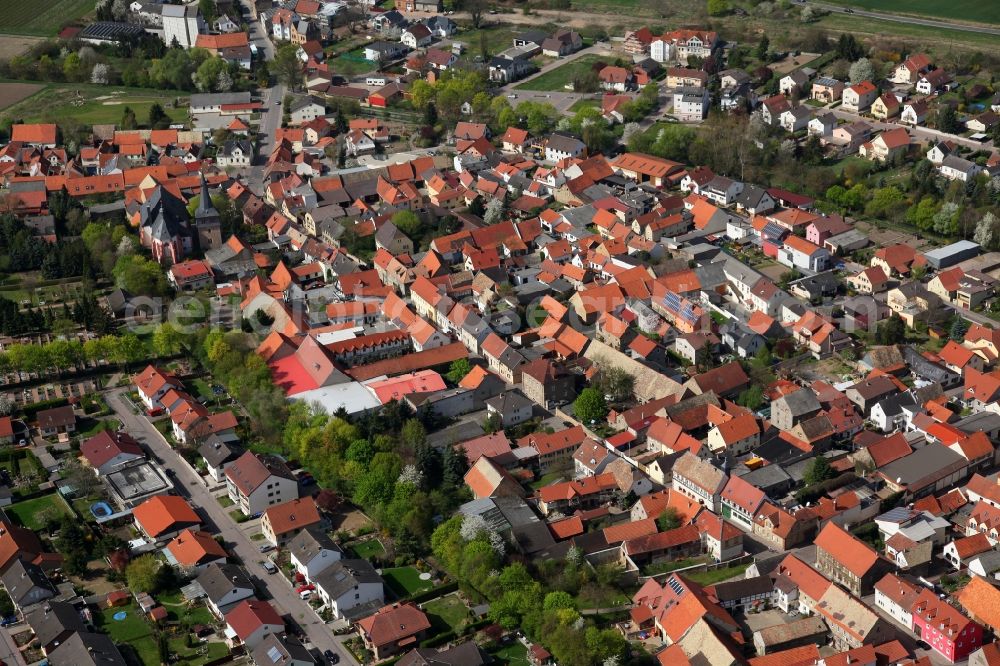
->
{"left": 814, "top": 522, "right": 893, "bottom": 596}
{"left": 842, "top": 81, "right": 879, "bottom": 113}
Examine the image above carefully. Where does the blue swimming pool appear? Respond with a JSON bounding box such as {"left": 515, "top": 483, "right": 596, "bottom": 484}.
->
{"left": 91, "top": 501, "right": 113, "bottom": 519}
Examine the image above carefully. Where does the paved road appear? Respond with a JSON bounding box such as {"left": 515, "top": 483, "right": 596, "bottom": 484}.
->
{"left": 239, "top": 0, "right": 283, "bottom": 187}
{"left": 826, "top": 106, "right": 994, "bottom": 150}
{"left": 105, "top": 389, "right": 354, "bottom": 666}
{"left": 810, "top": 1, "right": 1000, "bottom": 36}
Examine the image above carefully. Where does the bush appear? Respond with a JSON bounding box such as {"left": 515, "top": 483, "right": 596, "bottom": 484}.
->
{"left": 794, "top": 472, "right": 856, "bottom": 505}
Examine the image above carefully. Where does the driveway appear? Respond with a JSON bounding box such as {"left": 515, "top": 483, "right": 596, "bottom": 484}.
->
{"left": 0, "top": 626, "right": 25, "bottom": 666}
{"left": 104, "top": 389, "right": 356, "bottom": 665}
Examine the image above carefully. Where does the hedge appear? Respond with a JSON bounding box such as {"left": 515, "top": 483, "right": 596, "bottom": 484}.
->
{"left": 794, "top": 472, "right": 857, "bottom": 506}
{"left": 408, "top": 580, "right": 459, "bottom": 605}
{"left": 21, "top": 397, "right": 70, "bottom": 421}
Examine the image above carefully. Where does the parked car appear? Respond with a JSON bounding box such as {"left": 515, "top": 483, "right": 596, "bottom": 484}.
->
{"left": 324, "top": 651, "right": 339, "bottom": 664}
{"left": 146, "top": 408, "right": 163, "bottom": 417}
{"left": 261, "top": 561, "right": 277, "bottom": 574}
{"left": 259, "top": 544, "right": 275, "bottom": 553}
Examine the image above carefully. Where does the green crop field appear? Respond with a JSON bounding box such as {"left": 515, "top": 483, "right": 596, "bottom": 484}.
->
{"left": 821, "top": 0, "right": 1000, "bottom": 25}
{"left": 0, "top": 0, "right": 97, "bottom": 35}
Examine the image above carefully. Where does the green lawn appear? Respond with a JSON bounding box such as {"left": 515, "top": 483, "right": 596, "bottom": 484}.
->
{"left": 158, "top": 593, "right": 215, "bottom": 626}
{"left": 328, "top": 49, "right": 376, "bottom": 78}
{"left": 6, "top": 493, "right": 72, "bottom": 531}
{"left": 686, "top": 563, "right": 751, "bottom": 587}
{"left": 423, "top": 594, "right": 469, "bottom": 632}
{"left": 568, "top": 99, "right": 600, "bottom": 112}
{"left": 530, "top": 470, "right": 566, "bottom": 490}
{"left": 191, "top": 378, "right": 214, "bottom": 402}
{"left": 814, "top": 12, "right": 1000, "bottom": 52}
{"left": 350, "top": 538, "right": 385, "bottom": 560}
{"left": 456, "top": 25, "right": 522, "bottom": 61}
{"left": 0, "top": 0, "right": 96, "bottom": 35}
{"left": 167, "top": 638, "right": 229, "bottom": 666}
{"left": 0, "top": 84, "right": 184, "bottom": 127}
{"left": 516, "top": 55, "right": 610, "bottom": 92}
{"left": 490, "top": 642, "right": 530, "bottom": 666}
{"left": 641, "top": 556, "right": 710, "bottom": 577}
{"left": 95, "top": 603, "right": 160, "bottom": 666}
{"left": 820, "top": 0, "right": 1000, "bottom": 24}
{"left": 382, "top": 566, "right": 434, "bottom": 597}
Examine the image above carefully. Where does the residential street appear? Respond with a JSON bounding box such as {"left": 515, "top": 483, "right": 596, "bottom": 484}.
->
{"left": 104, "top": 388, "right": 355, "bottom": 666}
{"left": 240, "top": 0, "right": 283, "bottom": 186}
{"left": 826, "top": 106, "right": 995, "bottom": 150}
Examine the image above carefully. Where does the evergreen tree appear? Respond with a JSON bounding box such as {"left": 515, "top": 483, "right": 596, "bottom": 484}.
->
{"left": 442, "top": 445, "right": 468, "bottom": 487}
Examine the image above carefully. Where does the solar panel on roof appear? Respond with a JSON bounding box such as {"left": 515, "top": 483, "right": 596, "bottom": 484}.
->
{"left": 667, "top": 576, "right": 685, "bottom": 595}
{"left": 267, "top": 646, "right": 282, "bottom": 663}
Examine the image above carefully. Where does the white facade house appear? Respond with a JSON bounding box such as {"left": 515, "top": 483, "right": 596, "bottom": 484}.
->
{"left": 808, "top": 114, "right": 836, "bottom": 138}
{"left": 939, "top": 155, "right": 984, "bottom": 182}
{"left": 162, "top": 4, "right": 203, "bottom": 48}
{"left": 778, "top": 236, "right": 831, "bottom": 273}
{"left": 225, "top": 452, "right": 299, "bottom": 516}
{"left": 779, "top": 107, "right": 812, "bottom": 133}
{"left": 873, "top": 575, "right": 917, "bottom": 630}
{"left": 313, "top": 559, "right": 385, "bottom": 620}
{"left": 650, "top": 38, "right": 676, "bottom": 63}
{"left": 288, "top": 527, "right": 343, "bottom": 583}
{"left": 672, "top": 88, "right": 710, "bottom": 122}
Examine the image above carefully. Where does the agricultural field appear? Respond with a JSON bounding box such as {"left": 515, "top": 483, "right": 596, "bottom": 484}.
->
{"left": 0, "top": 0, "right": 96, "bottom": 36}
{"left": 516, "top": 54, "right": 609, "bottom": 92}
{"left": 0, "top": 36, "right": 46, "bottom": 60}
{"left": 820, "top": 0, "right": 1000, "bottom": 25}
{"left": 812, "top": 11, "right": 1000, "bottom": 52}
{"left": 0, "top": 84, "right": 185, "bottom": 127}
{"left": 0, "top": 82, "right": 43, "bottom": 111}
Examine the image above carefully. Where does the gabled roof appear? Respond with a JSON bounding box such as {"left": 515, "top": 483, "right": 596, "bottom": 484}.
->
{"left": 356, "top": 603, "right": 431, "bottom": 649}
{"left": 133, "top": 495, "right": 200, "bottom": 538}
{"left": 814, "top": 522, "right": 881, "bottom": 579}
{"left": 81, "top": 430, "right": 143, "bottom": 469}
{"left": 263, "top": 497, "right": 321, "bottom": 536}
{"left": 225, "top": 599, "right": 284, "bottom": 639}
{"left": 166, "top": 529, "right": 227, "bottom": 566}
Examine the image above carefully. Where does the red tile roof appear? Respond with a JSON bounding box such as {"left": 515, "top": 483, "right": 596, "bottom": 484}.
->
{"left": 225, "top": 600, "right": 284, "bottom": 639}
{"left": 166, "top": 529, "right": 227, "bottom": 566}
{"left": 814, "top": 522, "right": 880, "bottom": 579}
{"left": 356, "top": 604, "right": 431, "bottom": 649}
{"left": 81, "top": 430, "right": 143, "bottom": 469}
{"left": 263, "top": 497, "right": 321, "bottom": 536}
{"left": 133, "top": 495, "right": 200, "bottom": 538}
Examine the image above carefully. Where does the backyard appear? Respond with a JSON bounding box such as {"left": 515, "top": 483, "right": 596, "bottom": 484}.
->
{"left": 516, "top": 55, "right": 609, "bottom": 92}
{"left": 422, "top": 594, "right": 470, "bottom": 633}
{"left": 95, "top": 603, "right": 160, "bottom": 666}
{"left": 490, "top": 642, "right": 530, "bottom": 666}
{"left": 349, "top": 538, "right": 385, "bottom": 561}
{"left": 5, "top": 492, "right": 71, "bottom": 530}
{"left": 686, "top": 563, "right": 751, "bottom": 587}
{"left": 381, "top": 566, "right": 434, "bottom": 597}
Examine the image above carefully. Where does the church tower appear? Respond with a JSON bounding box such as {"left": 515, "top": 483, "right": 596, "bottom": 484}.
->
{"left": 194, "top": 171, "right": 222, "bottom": 252}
